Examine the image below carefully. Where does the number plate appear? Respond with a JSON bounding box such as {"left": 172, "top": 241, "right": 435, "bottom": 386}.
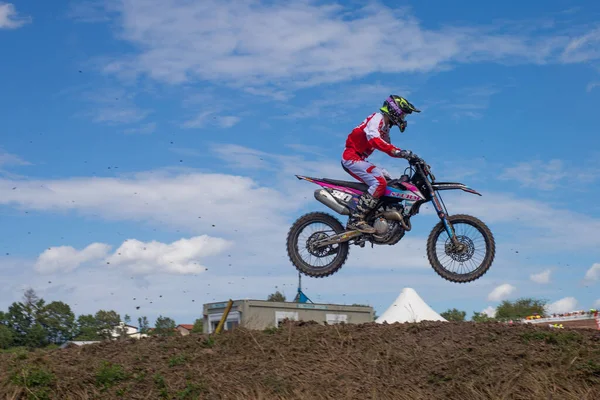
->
{"left": 331, "top": 190, "right": 353, "bottom": 203}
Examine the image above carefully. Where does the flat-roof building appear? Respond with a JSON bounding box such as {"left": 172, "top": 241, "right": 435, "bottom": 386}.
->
{"left": 202, "top": 299, "right": 374, "bottom": 333}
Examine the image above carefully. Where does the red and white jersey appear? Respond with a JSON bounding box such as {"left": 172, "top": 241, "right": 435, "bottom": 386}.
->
{"left": 342, "top": 112, "right": 401, "bottom": 161}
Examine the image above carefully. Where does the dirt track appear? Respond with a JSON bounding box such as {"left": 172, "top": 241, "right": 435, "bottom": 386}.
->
{"left": 1, "top": 321, "right": 599, "bottom": 399}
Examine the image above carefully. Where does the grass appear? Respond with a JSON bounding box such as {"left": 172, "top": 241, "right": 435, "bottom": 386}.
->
{"left": 168, "top": 354, "right": 188, "bottom": 367}
{"left": 95, "top": 361, "right": 128, "bottom": 390}
{"left": 9, "top": 365, "right": 55, "bottom": 400}
{"left": 520, "top": 330, "right": 583, "bottom": 346}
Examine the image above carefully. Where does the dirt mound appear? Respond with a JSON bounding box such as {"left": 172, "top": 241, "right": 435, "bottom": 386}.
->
{"left": 1, "top": 321, "right": 599, "bottom": 399}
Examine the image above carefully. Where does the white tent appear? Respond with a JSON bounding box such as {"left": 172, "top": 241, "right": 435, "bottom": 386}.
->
{"left": 376, "top": 287, "right": 447, "bottom": 323}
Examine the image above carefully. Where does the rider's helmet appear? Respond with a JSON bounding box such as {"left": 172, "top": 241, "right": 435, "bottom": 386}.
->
{"left": 380, "top": 95, "right": 421, "bottom": 132}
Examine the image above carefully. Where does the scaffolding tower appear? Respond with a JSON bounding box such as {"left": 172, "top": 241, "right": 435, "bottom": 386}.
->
{"left": 293, "top": 271, "right": 313, "bottom": 303}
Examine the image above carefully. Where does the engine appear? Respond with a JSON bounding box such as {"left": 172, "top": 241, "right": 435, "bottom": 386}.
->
{"left": 370, "top": 205, "right": 406, "bottom": 245}
{"left": 373, "top": 217, "right": 390, "bottom": 236}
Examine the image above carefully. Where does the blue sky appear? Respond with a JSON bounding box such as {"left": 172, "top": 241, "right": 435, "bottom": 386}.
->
{"left": 1, "top": 0, "right": 600, "bottom": 325}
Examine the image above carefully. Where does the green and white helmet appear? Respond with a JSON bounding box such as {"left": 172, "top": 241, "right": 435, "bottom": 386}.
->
{"left": 380, "top": 95, "right": 420, "bottom": 132}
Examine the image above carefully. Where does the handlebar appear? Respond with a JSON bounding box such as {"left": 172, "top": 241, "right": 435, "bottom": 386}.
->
{"left": 407, "top": 154, "right": 435, "bottom": 181}
{"left": 408, "top": 155, "right": 424, "bottom": 165}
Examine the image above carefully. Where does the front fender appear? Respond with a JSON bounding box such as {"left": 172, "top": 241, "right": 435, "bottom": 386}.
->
{"left": 432, "top": 182, "right": 481, "bottom": 196}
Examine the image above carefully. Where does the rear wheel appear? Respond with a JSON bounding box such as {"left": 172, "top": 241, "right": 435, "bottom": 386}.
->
{"left": 426, "top": 214, "right": 495, "bottom": 283}
{"left": 286, "top": 212, "right": 350, "bottom": 278}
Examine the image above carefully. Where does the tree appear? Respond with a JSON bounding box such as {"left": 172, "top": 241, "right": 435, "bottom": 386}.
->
{"left": 153, "top": 316, "right": 176, "bottom": 336}
{"left": 495, "top": 298, "right": 547, "bottom": 320}
{"left": 138, "top": 316, "right": 150, "bottom": 334}
{"left": 191, "top": 318, "right": 203, "bottom": 334}
{"left": 267, "top": 291, "right": 286, "bottom": 302}
{"left": 74, "top": 314, "right": 101, "bottom": 341}
{"left": 24, "top": 323, "right": 48, "bottom": 348}
{"left": 38, "top": 301, "right": 76, "bottom": 345}
{"left": 4, "top": 288, "right": 48, "bottom": 347}
{"left": 94, "top": 310, "right": 121, "bottom": 340}
{"left": 23, "top": 288, "right": 42, "bottom": 310}
{"left": 0, "top": 311, "right": 11, "bottom": 337}
{"left": 0, "top": 325, "right": 14, "bottom": 349}
{"left": 440, "top": 308, "right": 466, "bottom": 322}
{"left": 5, "top": 302, "right": 31, "bottom": 345}
{"left": 471, "top": 312, "right": 495, "bottom": 322}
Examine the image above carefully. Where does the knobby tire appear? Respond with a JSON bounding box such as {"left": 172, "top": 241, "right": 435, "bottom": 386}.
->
{"left": 426, "top": 214, "right": 496, "bottom": 283}
{"left": 286, "top": 212, "right": 350, "bottom": 278}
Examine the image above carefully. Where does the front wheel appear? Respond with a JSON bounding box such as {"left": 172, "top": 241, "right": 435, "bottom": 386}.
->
{"left": 286, "top": 212, "right": 350, "bottom": 278}
{"left": 426, "top": 214, "right": 495, "bottom": 283}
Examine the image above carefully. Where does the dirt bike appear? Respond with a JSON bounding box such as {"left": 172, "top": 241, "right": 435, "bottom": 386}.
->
{"left": 286, "top": 154, "right": 496, "bottom": 283}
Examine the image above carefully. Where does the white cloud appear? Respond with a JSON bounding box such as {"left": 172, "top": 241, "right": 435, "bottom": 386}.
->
{"left": 98, "top": 0, "right": 583, "bottom": 88}
{"left": 67, "top": 0, "right": 112, "bottom": 23}
{"left": 443, "top": 85, "right": 501, "bottom": 120}
{"left": 584, "top": 263, "right": 600, "bottom": 282}
{"left": 181, "top": 111, "right": 213, "bottom": 128}
{"left": 586, "top": 82, "right": 600, "bottom": 92}
{"left": 285, "top": 144, "right": 326, "bottom": 157}
{"left": 487, "top": 283, "right": 516, "bottom": 301}
{"left": 182, "top": 111, "right": 240, "bottom": 129}
{"left": 545, "top": 297, "right": 578, "bottom": 314}
{"left": 211, "top": 144, "right": 272, "bottom": 170}
{"left": 105, "top": 235, "right": 232, "bottom": 275}
{"left": 220, "top": 116, "right": 240, "bottom": 128}
{"left": 482, "top": 306, "right": 496, "bottom": 317}
{"left": 0, "top": 144, "right": 352, "bottom": 287}
{"left": 34, "top": 236, "right": 231, "bottom": 276}
{"left": 210, "top": 143, "right": 347, "bottom": 182}
{"left": 0, "top": 169, "right": 298, "bottom": 236}
{"left": 498, "top": 159, "right": 567, "bottom": 190}
{"left": 561, "top": 28, "right": 600, "bottom": 63}
{"left": 499, "top": 157, "right": 600, "bottom": 189}
{"left": 0, "top": 3, "right": 30, "bottom": 29}
{"left": 123, "top": 122, "right": 157, "bottom": 134}
{"left": 178, "top": 90, "right": 247, "bottom": 128}
{"left": 530, "top": 269, "right": 552, "bottom": 284}
{"left": 594, "top": 299, "right": 600, "bottom": 308}
{"left": 242, "top": 87, "right": 292, "bottom": 101}
{"left": 92, "top": 107, "right": 150, "bottom": 124}
{"left": 0, "top": 149, "right": 30, "bottom": 167}
{"left": 280, "top": 82, "right": 409, "bottom": 120}
{"left": 77, "top": 87, "right": 152, "bottom": 125}
{"left": 35, "top": 243, "right": 111, "bottom": 274}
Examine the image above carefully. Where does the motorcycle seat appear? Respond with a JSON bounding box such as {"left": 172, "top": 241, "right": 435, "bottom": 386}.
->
{"left": 321, "top": 178, "right": 368, "bottom": 192}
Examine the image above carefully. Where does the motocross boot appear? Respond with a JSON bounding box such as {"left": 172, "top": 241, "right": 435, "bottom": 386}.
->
{"left": 347, "top": 192, "right": 378, "bottom": 234}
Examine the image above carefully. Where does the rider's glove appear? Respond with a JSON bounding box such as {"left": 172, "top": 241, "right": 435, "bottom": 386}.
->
{"left": 398, "top": 149, "right": 413, "bottom": 159}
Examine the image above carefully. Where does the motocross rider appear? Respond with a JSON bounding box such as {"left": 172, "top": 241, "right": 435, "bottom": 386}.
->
{"left": 342, "top": 95, "right": 420, "bottom": 234}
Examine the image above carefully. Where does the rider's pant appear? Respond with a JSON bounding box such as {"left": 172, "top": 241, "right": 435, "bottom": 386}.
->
{"left": 341, "top": 159, "right": 387, "bottom": 198}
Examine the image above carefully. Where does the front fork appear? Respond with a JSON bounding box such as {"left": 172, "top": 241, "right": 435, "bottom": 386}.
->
{"left": 429, "top": 190, "right": 465, "bottom": 250}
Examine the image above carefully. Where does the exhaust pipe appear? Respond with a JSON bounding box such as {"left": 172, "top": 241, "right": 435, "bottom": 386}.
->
{"left": 382, "top": 210, "right": 412, "bottom": 231}
{"left": 314, "top": 189, "right": 350, "bottom": 215}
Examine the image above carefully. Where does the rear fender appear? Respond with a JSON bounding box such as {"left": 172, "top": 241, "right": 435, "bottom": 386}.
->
{"left": 431, "top": 182, "right": 482, "bottom": 196}
{"left": 295, "top": 175, "right": 363, "bottom": 195}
